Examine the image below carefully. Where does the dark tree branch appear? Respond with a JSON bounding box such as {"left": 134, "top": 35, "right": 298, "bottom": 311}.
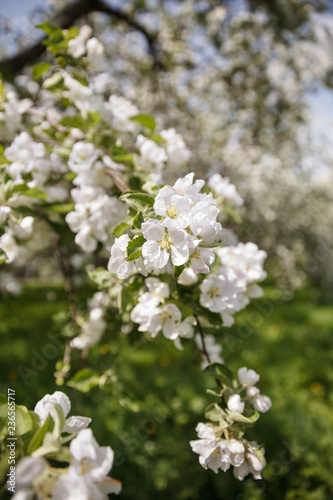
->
{"left": 0, "top": 0, "right": 162, "bottom": 77}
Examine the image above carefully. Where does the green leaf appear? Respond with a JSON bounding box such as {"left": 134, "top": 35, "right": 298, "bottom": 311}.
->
{"left": 131, "top": 114, "right": 156, "bottom": 131}
{"left": 127, "top": 249, "right": 142, "bottom": 262}
{"left": 32, "top": 62, "right": 51, "bottom": 81}
{"left": 133, "top": 212, "right": 144, "bottom": 230}
{"left": 203, "top": 363, "right": 234, "bottom": 387}
{"left": 174, "top": 265, "right": 185, "bottom": 279}
{"left": 226, "top": 409, "right": 260, "bottom": 424}
{"left": 204, "top": 403, "right": 228, "bottom": 428}
{"left": 36, "top": 22, "right": 62, "bottom": 36}
{"left": 0, "top": 250, "right": 7, "bottom": 265}
{"left": 67, "top": 368, "right": 100, "bottom": 393}
{"left": 46, "top": 203, "right": 74, "bottom": 214}
{"left": 112, "top": 220, "right": 132, "bottom": 237}
{"left": 88, "top": 268, "right": 113, "bottom": 289}
{"left": 28, "top": 415, "right": 54, "bottom": 454}
{"left": 14, "top": 185, "right": 47, "bottom": 201}
{"left": 110, "top": 153, "right": 134, "bottom": 169}
{"left": 15, "top": 405, "right": 33, "bottom": 436}
{"left": 127, "top": 235, "right": 146, "bottom": 260}
{"left": 120, "top": 191, "right": 155, "bottom": 214}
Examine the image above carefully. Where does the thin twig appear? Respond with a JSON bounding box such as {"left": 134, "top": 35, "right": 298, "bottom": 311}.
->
{"left": 194, "top": 312, "right": 222, "bottom": 389}
{"left": 53, "top": 245, "right": 78, "bottom": 377}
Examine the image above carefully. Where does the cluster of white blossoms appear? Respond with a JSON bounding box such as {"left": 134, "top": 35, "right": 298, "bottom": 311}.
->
{"left": 108, "top": 173, "right": 222, "bottom": 280}
{"left": 130, "top": 277, "right": 195, "bottom": 348}
{"left": 190, "top": 423, "right": 266, "bottom": 480}
{"left": 13, "top": 391, "right": 121, "bottom": 500}
{"left": 208, "top": 173, "right": 244, "bottom": 207}
{"left": 227, "top": 367, "right": 272, "bottom": 415}
{"left": 0, "top": 88, "right": 32, "bottom": 137}
{"left": 144, "top": 173, "right": 222, "bottom": 269}
{"left": 4, "top": 132, "right": 51, "bottom": 187}
{"left": 65, "top": 141, "right": 127, "bottom": 252}
{"left": 200, "top": 242, "right": 267, "bottom": 326}
{"left": 70, "top": 291, "right": 110, "bottom": 350}
{"left": 0, "top": 217, "right": 53, "bottom": 266}
{"left": 135, "top": 129, "right": 191, "bottom": 182}
{"left": 190, "top": 367, "right": 271, "bottom": 480}
{"left": 68, "top": 25, "right": 105, "bottom": 72}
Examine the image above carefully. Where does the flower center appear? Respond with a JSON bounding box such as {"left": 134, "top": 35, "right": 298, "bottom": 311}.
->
{"left": 191, "top": 249, "right": 201, "bottom": 260}
{"left": 35, "top": 466, "right": 66, "bottom": 498}
{"left": 80, "top": 457, "right": 95, "bottom": 475}
{"left": 159, "top": 234, "right": 171, "bottom": 250}
{"left": 209, "top": 287, "right": 221, "bottom": 298}
{"left": 160, "top": 310, "right": 170, "bottom": 322}
{"left": 166, "top": 205, "right": 178, "bottom": 219}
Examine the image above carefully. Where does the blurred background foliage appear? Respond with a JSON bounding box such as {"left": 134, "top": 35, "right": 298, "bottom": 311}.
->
{"left": 1, "top": 0, "right": 333, "bottom": 498}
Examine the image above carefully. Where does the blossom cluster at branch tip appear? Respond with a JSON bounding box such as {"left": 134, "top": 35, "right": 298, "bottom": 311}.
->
{"left": 190, "top": 422, "right": 266, "bottom": 480}
{"left": 200, "top": 242, "right": 267, "bottom": 326}
{"left": 190, "top": 367, "right": 271, "bottom": 480}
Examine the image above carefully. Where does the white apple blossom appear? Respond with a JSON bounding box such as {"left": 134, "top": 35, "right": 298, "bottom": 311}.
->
{"left": 34, "top": 391, "right": 91, "bottom": 434}
{"left": 233, "top": 448, "right": 266, "bottom": 481}
{"left": 190, "top": 423, "right": 265, "bottom": 480}
{"left": 153, "top": 185, "right": 191, "bottom": 229}
{"left": 217, "top": 242, "right": 267, "bottom": 284}
{"left": 131, "top": 277, "right": 194, "bottom": 342}
{"left": 0, "top": 232, "right": 21, "bottom": 263}
{"left": 141, "top": 219, "right": 190, "bottom": 268}
{"left": 0, "top": 206, "right": 11, "bottom": 225}
{"left": 189, "top": 246, "right": 216, "bottom": 274}
{"left": 106, "top": 95, "right": 139, "bottom": 132}
{"left": 160, "top": 128, "right": 191, "bottom": 165}
{"left": 136, "top": 134, "right": 168, "bottom": 165}
{"left": 227, "top": 394, "right": 245, "bottom": 413}
{"left": 71, "top": 292, "right": 110, "bottom": 350}
{"left": 247, "top": 387, "right": 272, "bottom": 413}
{"left": 208, "top": 173, "right": 244, "bottom": 207}
{"left": 177, "top": 267, "right": 199, "bottom": 286}
{"left": 86, "top": 38, "right": 105, "bottom": 72}
{"left": 238, "top": 367, "right": 260, "bottom": 387}
{"left": 34, "top": 391, "right": 71, "bottom": 425}
{"left": 173, "top": 173, "right": 206, "bottom": 204}
{"left": 69, "top": 428, "right": 113, "bottom": 481}
{"left": 5, "top": 132, "right": 45, "bottom": 182}
{"left": 68, "top": 142, "right": 99, "bottom": 172}
{"left": 9, "top": 216, "right": 34, "bottom": 240}
{"left": 108, "top": 234, "right": 147, "bottom": 280}
{"left": 66, "top": 186, "right": 126, "bottom": 253}
{"left": 68, "top": 25, "right": 93, "bottom": 58}
{"left": 200, "top": 271, "right": 246, "bottom": 317}
{"left": 190, "top": 424, "right": 246, "bottom": 474}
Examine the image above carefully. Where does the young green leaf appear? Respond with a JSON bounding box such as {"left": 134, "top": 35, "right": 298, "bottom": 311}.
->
{"left": 32, "top": 62, "right": 51, "bottom": 81}
{"left": 203, "top": 363, "right": 234, "bottom": 387}
{"left": 27, "top": 415, "right": 54, "bottom": 454}
{"left": 131, "top": 114, "right": 156, "bottom": 131}
{"left": 225, "top": 409, "right": 260, "bottom": 424}
{"left": 67, "top": 368, "right": 100, "bottom": 393}
{"left": 127, "top": 235, "right": 146, "bottom": 260}
{"left": 120, "top": 191, "right": 155, "bottom": 214}
{"left": 174, "top": 265, "right": 186, "bottom": 279}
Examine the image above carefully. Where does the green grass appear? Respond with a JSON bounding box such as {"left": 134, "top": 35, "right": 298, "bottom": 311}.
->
{"left": 0, "top": 285, "right": 332, "bottom": 499}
